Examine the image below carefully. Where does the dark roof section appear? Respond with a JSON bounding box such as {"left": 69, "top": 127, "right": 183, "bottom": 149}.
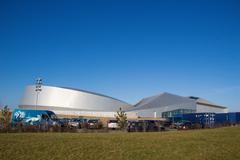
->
{"left": 127, "top": 92, "right": 228, "bottom": 111}
{"left": 188, "top": 96, "right": 199, "bottom": 100}
{"left": 58, "top": 86, "right": 130, "bottom": 105}
{"left": 188, "top": 96, "right": 227, "bottom": 109}
{"left": 127, "top": 92, "right": 196, "bottom": 111}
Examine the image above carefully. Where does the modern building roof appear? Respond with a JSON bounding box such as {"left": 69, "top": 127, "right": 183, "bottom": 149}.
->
{"left": 127, "top": 92, "right": 196, "bottom": 111}
{"left": 20, "top": 85, "right": 131, "bottom": 113}
{"left": 59, "top": 86, "right": 131, "bottom": 106}
{"left": 126, "top": 92, "right": 227, "bottom": 111}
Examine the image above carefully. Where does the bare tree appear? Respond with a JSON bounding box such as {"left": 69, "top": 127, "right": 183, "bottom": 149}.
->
{"left": 0, "top": 105, "right": 12, "bottom": 132}
{"left": 115, "top": 107, "right": 128, "bottom": 130}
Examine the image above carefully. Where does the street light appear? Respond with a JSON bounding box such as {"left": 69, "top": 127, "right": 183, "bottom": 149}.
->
{"left": 35, "top": 78, "right": 42, "bottom": 111}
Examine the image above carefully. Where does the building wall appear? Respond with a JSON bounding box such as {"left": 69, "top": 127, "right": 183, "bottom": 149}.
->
{"left": 128, "top": 102, "right": 196, "bottom": 118}
{"left": 54, "top": 110, "right": 138, "bottom": 118}
{"left": 19, "top": 85, "right": 130, "bottom": 113}
{"left": 196, "top": 104, "right": 228, "bottom": 113}
{"left": 19, "top": 105, "right": 138, "bottom": 118}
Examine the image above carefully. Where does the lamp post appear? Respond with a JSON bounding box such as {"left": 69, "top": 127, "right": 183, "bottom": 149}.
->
{"left": 35, "top": 78, "right": 42, "bottom": 111}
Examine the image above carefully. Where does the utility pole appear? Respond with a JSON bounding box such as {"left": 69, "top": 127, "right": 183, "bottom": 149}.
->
{"left": 35, "top": 78, "right": 42, "bottom": 112}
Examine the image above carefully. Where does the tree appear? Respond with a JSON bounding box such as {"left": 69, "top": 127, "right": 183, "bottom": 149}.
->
{"left": 115, "top": 108, "right": 128, "bottom": 130}
{"left": 0, "top": 105, "right": 12, "bottom": 131}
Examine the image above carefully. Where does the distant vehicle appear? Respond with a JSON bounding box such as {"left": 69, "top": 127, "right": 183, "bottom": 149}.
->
{"left": 79, "top": 119, "right": 88, "bottom": 128}
{"left": 12, "top": 109, "right": 60, "bottom": 130}
{"left": 87, "top": 119, "right": 102, "bottom": 129}
{"left": 68, "top": 118, "right": 88, "bottom": 128}
{"left": 107, "top": 120, "right": 119, "bottom": 129}
{"left": 127, "top": 121, "right": 144, "bottom": 132}
{"left": 68, "top": 119, "right": 80, "bottom": 128}
{"left": 58, "top": 118, "right": 71, "bottom": 127}
{"left": 127, "top": 120, "right": 165, "bottom": 132}
{"left": 176, "top": 121, "right": 193, "bottom": 130}
{"left": 142, "top": 120, "right": 165, "bottom": 132}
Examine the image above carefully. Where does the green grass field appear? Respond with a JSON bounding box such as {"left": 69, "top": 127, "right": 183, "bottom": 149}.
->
{"left": 0, "top": 127, "right": 240, "bottom": 160}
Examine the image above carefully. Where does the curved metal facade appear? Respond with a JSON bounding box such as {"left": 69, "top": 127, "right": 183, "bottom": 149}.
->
{"left": 19, "top": 85, "right": 130, "bottom": 114}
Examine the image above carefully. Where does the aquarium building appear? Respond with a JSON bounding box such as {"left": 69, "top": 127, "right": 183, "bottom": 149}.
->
{"left": 19, "top": 85, "right": 228, "bottom": 118}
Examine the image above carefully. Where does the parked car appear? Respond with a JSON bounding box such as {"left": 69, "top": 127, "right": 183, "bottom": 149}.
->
{"left": 127, "top": 121, "right": 144, "bottom": 132}
{"left": 87, "top": 119, "right": 102, "bottom": 129}
{"left": 127, "top": 120, "right": 165, "bottom": 132}
{"left": 143, "top": 120, "right": 165, "bottom": 132}
{"left": 58, "top": 118, "right": 71, "bottom": 128}
{"left": 68, "top": 119, "right": 80, "bottom": 128}
{"left": 107, "top": 120, "right": 119, "bottom": 129}
{"left": 68, "top": 118, "right": 88, "bottom": 128}
{"left": 177, "top": 121, "right": 193, "bottom": 130}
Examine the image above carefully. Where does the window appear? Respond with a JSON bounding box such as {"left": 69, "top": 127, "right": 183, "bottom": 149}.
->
{"left": 162, "top": 109, "right": 196, "bottom": 118}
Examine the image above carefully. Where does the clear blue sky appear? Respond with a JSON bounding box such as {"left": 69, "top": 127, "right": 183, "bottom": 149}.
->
{"left": 0, "top": 0, "right": 240, "bottom": 111}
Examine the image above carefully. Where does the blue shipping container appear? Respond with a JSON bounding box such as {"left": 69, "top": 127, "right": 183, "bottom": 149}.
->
{"left": 215, "top": 113, "right": 228, "bottom": 124}
{"left": 174, "top": 112, "right": 240, "bottom": 127}
{"left": 228, "top": 112, "right": 240, "bottom": 124}
{"left": 174, "top": 113, "right": 215, "bottom": 127}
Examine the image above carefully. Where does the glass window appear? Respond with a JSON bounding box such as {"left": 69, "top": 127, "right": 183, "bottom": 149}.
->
{"left": 162, "top": 109, "right": 196, "bottom": 118}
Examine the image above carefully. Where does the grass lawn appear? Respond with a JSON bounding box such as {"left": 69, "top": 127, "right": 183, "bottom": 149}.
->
{"left": 0, "top": 127, "right": 240, "bottom": 160}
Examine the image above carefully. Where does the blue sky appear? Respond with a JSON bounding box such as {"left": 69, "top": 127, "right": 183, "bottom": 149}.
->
{"left": 0, "top": 0, "right": 240, "bottom": 111}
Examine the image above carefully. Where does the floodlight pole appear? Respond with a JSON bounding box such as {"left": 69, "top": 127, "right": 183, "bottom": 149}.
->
{"left": 35, "top": 78, "right": 42, "bottom": 112}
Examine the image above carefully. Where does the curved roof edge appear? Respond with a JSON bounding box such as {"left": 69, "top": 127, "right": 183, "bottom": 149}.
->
{"left": 19, "top": 105, "right": 117, "bottom": 112}
{"left": 28, "top": 85, "right": 131, "bottom": 106}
